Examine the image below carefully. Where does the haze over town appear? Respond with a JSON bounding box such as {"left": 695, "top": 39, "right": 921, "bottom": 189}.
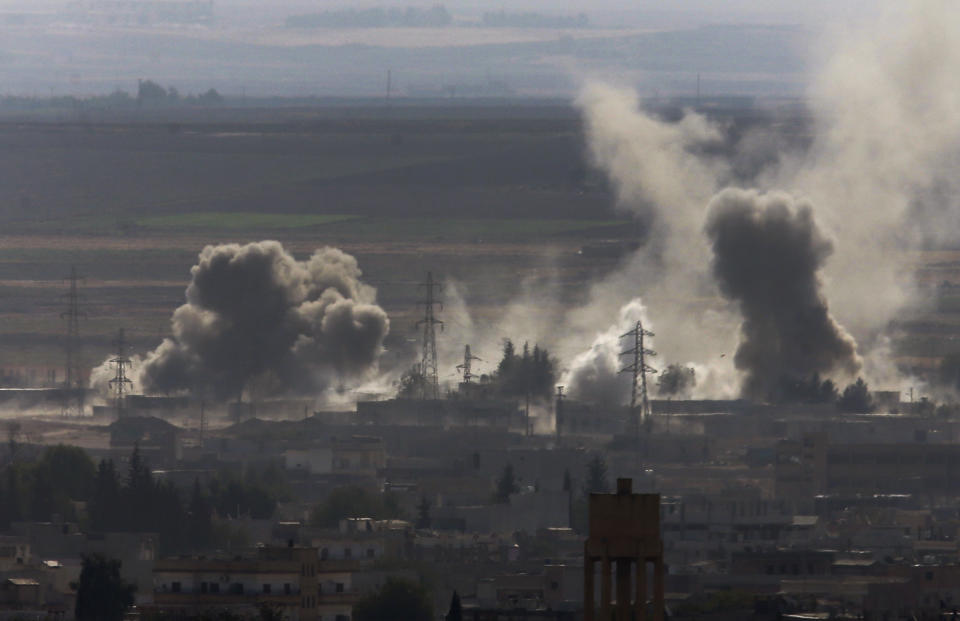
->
{"left": 1, "top": 1, "right": 960, "bottom": 621}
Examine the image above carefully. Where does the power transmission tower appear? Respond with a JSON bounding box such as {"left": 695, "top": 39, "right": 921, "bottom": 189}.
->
{"left": 61, "top": 266, "right": 86, "bottom": 416}
{"left": 456, "top": 344, "right": 482, "bottom": 385}
{"left": 109, "top": 328, "right": 133, "bottom": 420}
{"left": 619, "top": 320, "right": 657, "bottom": 438}
{"left": 416, "top": 271, "right": 443, "bottom": 400}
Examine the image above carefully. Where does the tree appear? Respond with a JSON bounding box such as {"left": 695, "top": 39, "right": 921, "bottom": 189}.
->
{"left": 28, "top": 444, "right": 96, "bottom": 521}
{"left": 415, "top": 495, "right": 431, "bottom": 530}
{"left": 397, "top": 365, "right": 425, "bottom": 400}
{"left": 0, "top": 465, "right": 23, "bottom": 529}
{"left": 657, "top": 364, "right": 696, "bottom": 398}
{"left": 838, "top": 377, "right": 874, "bottom": 413}
{"left": 494, "top": 463, "right": 519, "bottom": 504}
{"left": 940, "top": 353, "right": 960, "bottom": 391}
{"left": 493, "top": 339, "right": 556, "bottom": 400}
{"left": 309, "top": 486, "right": 401, "bottom": 528}
{"left": 777, "top": 373, "right": 838, "bottom": 404}
{"left": 187, "top": 478, "right": 213, "bottom": 548}
{"left": 125, "top": 443, "right": 155, "bottom": 530}
{"left": 446, "top": 590, "right": 463, "bottom": 621}
{"left": 90, "top": 459, "right": 121, "bottom": 531}
{"left": 137, "top": 80, "right": 167, "bottom": 103}
{"left": 197, "top": 88, "right": 223, "bottom": 106}
{"left": 352, "top": 578, "right": 432, "bottom": 621}
{"left": 34, "top": 445, "right": 96, "bottom": 499}
{"left": 73, "top": 554, "right": 136, "bottom": 621}
{"left": 584, "top": 454, "right": 609, "bottom": 494}
{"left": 497, "top": 339, "right": 516, "bottom": 378}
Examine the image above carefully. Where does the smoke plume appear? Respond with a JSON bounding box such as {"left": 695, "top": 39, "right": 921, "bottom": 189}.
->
{"left": 704, "top": 189, "right": 860, "bottom": 400}
{"left": 89, "top": 353, "right": 144, "bottom": 397}
{"left": 561, "top": 298, "right": 649, "bottom": 406}
{"left": 139, "top": 241, "right": 389, "bottom": 400}
{"left": 656, "top": 364, "right": 696, "bottom": 398}
{"left": 568, "top": 0, "right": 960, "bottom": 397}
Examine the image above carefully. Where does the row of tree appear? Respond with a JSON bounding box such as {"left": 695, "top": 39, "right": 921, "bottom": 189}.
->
{"left": 137, "top": 80, "right": 223, "bottom": 106}
{"left": 286, "top": 6, "right": 452, "bottom": 28}
{"left": 398, "top": 338, "right": 557, "bottom": 401}
{"left": 0, "top": 444, "right": 288, "bottom": 553}
{"left": 494, "top": 339, "right": 556, "bottom": 400}
{"left": 776, "top": 374, "right": 875, "bottom": 412}
{"left": 480, "top": 10, "right": 589, "bottom": 28}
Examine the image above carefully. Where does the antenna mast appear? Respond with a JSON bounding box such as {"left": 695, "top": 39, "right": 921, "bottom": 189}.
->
{"left": 619, "top": 321, "right": 657, "bottom": 438}
{"left": 416, "top": 271, "right": 443, "bottom": 400}
{"left": 109, "top": 328, "right": 133, "bottom": 420}
{"left": 61, "top": 266, "right": 86, "bottom": 416}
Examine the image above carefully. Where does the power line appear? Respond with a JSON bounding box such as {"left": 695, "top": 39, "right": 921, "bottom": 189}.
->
{"left": 619, "top": 320, "right": 657, "bottom": 439}
{"left": 416, "top": 271, "right": 443, "bottom": 400}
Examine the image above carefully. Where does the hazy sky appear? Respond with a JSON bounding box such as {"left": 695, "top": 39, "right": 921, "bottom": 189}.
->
{"left": 0, "top": 0, "right": 879, "bottom": 22}
{"left": 0, "top": 0, "right": 881, "bottom": 97}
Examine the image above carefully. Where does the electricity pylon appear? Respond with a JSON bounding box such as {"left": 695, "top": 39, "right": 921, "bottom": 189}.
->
{"left": 61, "top": 266, "right": 86, "bottom": 416}
{"left": 109, "top": 328, "right": 133, "bottom": 420}
{"left": 456, "top": 344, "right": 482, "bottom": 384}
{"left": 416, "top": 272, "right": 443, "bottom": 400}
{"left": 619, "top": 320, "right": 657, "bottom": 438}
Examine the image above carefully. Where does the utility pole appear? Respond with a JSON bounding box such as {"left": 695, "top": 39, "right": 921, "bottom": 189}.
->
{"left": 456, "top": 345, "right": 482, "bottom": 385}
{"left": 619, "top": 321, "right": 657, "bottom": 440}
{"left": 108, "top": 328, "right": 132, "bottom": 420}
{"left": 61, "top": 266, "right": 86, "bottom": 416}
{"left": 416, "top": 272, "right": 443, "bottom": 400}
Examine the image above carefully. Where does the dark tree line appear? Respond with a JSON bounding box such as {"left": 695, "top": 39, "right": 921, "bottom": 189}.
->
{"left": 90, "top": 446, "right": 287, "bottom": 552}
{"left": 775, "top": 373, "right": 875, "bottom": 413}
{"left": 286, "top": 6, "right": 452, "bottom": 28}
{"left": 0, "top": 444, "right": 95, "bottom": 528}
{"left": 1, "top": 443, "right": 287, "bottom": 553}
{"left": 480, "top": 10, "right": 589, "bottom": 28}
{"left": 353, "top": 578, "right": 433, "bottom": 621}
{"left": 493, "top": 463, "right": 520, "bottom": 504}
{"left": 137, "top": 80, "right": 223, "bottom": 106}
{"left": 74, "top": 554, "right": 136, "bottom": 621}
{"left": 494, "top": 339, "right": 556, "bottom": 400}
{"left": 309, "top": 485, "right": 403, "bottom": 528}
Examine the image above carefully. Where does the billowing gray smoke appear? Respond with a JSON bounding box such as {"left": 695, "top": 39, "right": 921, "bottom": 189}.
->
{"left": 704, "top": 189, "right": 860, "bottom": 400}
{"left": 657, "top": 364, "right": 696, "bottom": 398}
{"left": 140, "top": 241, "right": 389, "bottom": 400}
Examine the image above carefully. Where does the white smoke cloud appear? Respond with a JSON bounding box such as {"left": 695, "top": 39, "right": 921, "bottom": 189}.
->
{"left": 560, "top": 297, "right": 649, "bottom": 405}
{"left": 89, "top": 353, "right": 144, "bottom": 398}
{"left": 566, "top": 0, "right": 960, "bottom": 398}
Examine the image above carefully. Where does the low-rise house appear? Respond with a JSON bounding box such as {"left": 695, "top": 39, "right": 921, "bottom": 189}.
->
{"left": 0, "top": 538, "right": 30, "bottom": 571}
{"left": 150, "top": 546, "right": 320, "bottom": 621}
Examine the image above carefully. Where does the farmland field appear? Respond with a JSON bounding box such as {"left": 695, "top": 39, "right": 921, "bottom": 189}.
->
{"left": 0, "top": 104, "right": 955, "bottom": 384}
{"left": 0, "top": 107, "right": 630, "bottom": 377}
